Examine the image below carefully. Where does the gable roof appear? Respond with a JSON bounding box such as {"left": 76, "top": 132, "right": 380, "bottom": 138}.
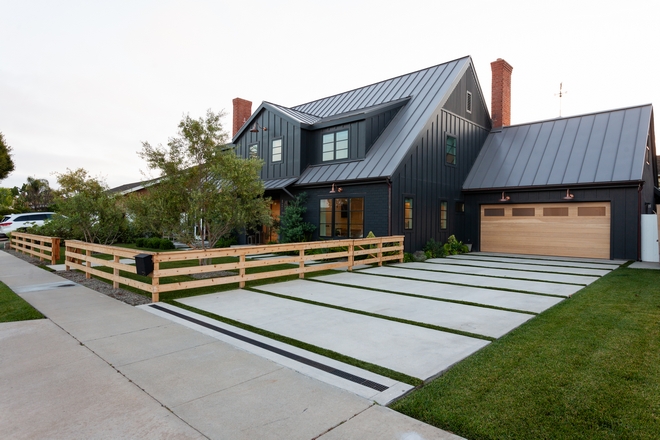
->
{"left": 463, "top": 104, "right": 654, "bottom": 191}
{"left": 234, "top": 56, "right": 477, "bottom": 185}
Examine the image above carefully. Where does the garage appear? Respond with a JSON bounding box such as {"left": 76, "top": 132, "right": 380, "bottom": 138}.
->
{"left": 480, "top": 202, "right": 611, "bottom": 259}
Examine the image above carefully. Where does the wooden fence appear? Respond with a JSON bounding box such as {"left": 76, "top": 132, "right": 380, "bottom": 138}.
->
{"left": 10, "top": 232, "right": 61, "bottom": 265}
{"left": 64, "top": 236, "right": 404, "bottom": 302}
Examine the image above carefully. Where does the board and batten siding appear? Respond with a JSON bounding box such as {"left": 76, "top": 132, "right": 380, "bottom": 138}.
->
{"left": 391, "top": 109, "right": 490, "bottom": 251}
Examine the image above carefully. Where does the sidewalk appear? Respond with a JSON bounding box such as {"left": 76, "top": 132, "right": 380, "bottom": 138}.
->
{"left": 0, "top": 251, "right": 460, "bottom": 439}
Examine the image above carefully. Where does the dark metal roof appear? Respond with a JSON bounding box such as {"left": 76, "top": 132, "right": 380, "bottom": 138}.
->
{"left": 292, "top": 56, "right": 472, "bottom": 185}
{"left": 463, "top": 104, "right": 654, "bottom": 191}
{"left": 266, "top": 103, "right": 322, "bottom": 125}
{"left": 263, "top": 177, "right": 298, "bottom": 190}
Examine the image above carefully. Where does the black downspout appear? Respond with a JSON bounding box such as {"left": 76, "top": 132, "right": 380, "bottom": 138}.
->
{"left": 637, "top": 182, "right": 643, "bottom": 261}
{"left": 387, "top": 178, "right": 392, "bottom": 236}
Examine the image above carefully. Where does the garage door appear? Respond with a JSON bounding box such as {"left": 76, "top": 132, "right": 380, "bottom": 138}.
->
{"left": 481, "top": 202, "right": 611, "bottom": 259}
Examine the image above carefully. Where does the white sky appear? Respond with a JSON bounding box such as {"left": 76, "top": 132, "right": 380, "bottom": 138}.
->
{"left": 1, "top": 0, "right": 658, "bottom": 190}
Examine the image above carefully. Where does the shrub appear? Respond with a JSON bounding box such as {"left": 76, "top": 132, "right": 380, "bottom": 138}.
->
{"left": 215, "top": 233, "right": 237, "bottom": 248}
{"left": 279, "top": 193, "right": 316, "bottom": 243}
{"left": 423, "top": 238, "right": 445, "bottom": 258}
{"left": 443, "top": 235, "right": 469, "bottom": 256}
{"left": 403, "top": 252, "right": 413, "bottom": 263}
{"left": 158, "top": 239, "right": 175, "bottom": 250}
{"left": 135, "top": 237, "right": 146, "bottom": 247}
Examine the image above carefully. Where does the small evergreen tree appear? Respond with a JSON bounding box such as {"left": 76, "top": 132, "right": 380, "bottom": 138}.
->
{"left": 279, "top": 193, "right": 315, "bottom": 243}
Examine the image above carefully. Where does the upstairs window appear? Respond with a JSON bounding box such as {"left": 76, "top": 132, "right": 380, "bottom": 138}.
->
{"left": 446, "top": 135, "right": 457, "bottom": 165}
{"left": 272, "top": 138, "right": 282, "bottom": 162}
{"left": 322, "top": 130, "right": 349, "bottom": 161}
{"left": 249, "top": 143, "right": 258, "bottom": 159}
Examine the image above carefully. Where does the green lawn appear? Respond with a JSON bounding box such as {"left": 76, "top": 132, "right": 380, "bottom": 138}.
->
{"left": 0, "top": 281, "right": 44, "bottom": 323}
{"left": 391, "top": 266, "right": 660, "bottom": 439}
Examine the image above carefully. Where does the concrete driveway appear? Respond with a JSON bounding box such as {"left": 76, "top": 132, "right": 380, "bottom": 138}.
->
{"left": 147, "top": 252, "right": 623, "bottom": 401}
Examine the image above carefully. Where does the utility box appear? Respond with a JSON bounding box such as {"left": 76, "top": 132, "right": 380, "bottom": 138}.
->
{"left": 135, "top": 254, "right": 154, "bottom": 276}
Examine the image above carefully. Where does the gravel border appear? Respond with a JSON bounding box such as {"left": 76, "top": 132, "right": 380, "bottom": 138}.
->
{"left": 2, "top": 248, "right": 152, "bottom": 306}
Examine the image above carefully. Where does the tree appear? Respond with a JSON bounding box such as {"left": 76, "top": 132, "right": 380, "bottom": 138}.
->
{"left": 279, "top": 193, "right": 316, "bottom": 243}
{"left": 132, "top": 109, "right": 272, "bottom": 249}
{"left": 0, "top": 132, "right": 16, "bottom": 181}
{"left": 53, "top": 168, "right": 127, "bottom": 244}
{"left": 0, "top": 187, "right": 14, "bottom": 213}
{"left": 15, "top": 177, "right": 54, "bottom": 211}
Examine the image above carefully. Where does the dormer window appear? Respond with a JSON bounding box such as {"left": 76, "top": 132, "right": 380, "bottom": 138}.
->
{"left": 323, "top": 130, "right": 349, "bottom": 161}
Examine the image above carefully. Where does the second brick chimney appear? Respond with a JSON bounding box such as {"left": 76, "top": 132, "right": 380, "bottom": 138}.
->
{"left": 232, "top": 98, "right": 252, "bottom": 137}
{"left": 490, "top": 59, "right": 513, "bottom": 128}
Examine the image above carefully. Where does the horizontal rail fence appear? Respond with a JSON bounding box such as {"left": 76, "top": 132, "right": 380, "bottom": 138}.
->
{"left": 10, "top": 232, "right": 61, "bottom": 265}
{"left": 64, "top": 236, "right": 404, "bottom": 303}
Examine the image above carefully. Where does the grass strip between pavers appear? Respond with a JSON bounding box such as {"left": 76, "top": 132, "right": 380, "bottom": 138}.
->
{"left": 390, "top": 266, "right": 660, "bottom": 439}
{"left": 0, "top": 281, "right": 44, "bottom": 323}
{"left": 166, "top": 299, "right": 423, "bottom": 387}
{"left": 248, "top": 287, "right": 495, "bottom": 341}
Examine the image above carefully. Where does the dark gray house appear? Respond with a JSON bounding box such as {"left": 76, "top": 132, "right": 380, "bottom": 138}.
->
{"left": 231, "top": 56, "right": 657, "bottom": 260}
{"left": 232, "top": 56, "right": 491, "bottom": 251}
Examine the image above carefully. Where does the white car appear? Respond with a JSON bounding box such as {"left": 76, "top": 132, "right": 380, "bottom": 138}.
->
{"left": 0, "top": 212, "right": 55, "bottom": 238}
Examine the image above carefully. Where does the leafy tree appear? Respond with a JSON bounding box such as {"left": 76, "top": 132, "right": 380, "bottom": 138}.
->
{"left": 0, "top": 187, "right": 14, "bottom": 213}
{"left": 131, "top": 109, "right": 272, "bottom": 249}
{"left": 279, "top": 193, "right": 316, "bottom": 243}
{"left": 53, "top": 168, "right": 127, "bottom": 244}
{"left": 0, "top": 132, "right": 15, "bottom": 181}
{"left": 15, "top": 177, "right": 54, "bottom": 211}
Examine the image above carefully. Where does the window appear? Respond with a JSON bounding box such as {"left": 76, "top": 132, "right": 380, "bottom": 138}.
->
{"left": 484, "top": 208, "right": 504, "bottom": 216}
{"left": 272, "top": 138, "right": 282, "bottom": 162}
{"left": 319, "top": 197, "right": 364, "bottom": 238}
{"left": 446, "top": 135, "right": 457, "bottom": 165}
{"left": 248, "top": 143, "right": 258, "bottom": 159}
{"left": 404, "top": 197, "right": 413, "bottom": 230}
{"left": 455, "top": 201, "right": 465, "bottom": 213}
{"left": 466, "top": 91, "right": 473, "bottom": 114}
{"left": 513, "top": 207, "right": 535, "bottom": 216}
{"left": 322, "top": 130, "right": 349, "bottom": 161}
{"left": 440, "top": 201, "right": 447, "bottom": 230}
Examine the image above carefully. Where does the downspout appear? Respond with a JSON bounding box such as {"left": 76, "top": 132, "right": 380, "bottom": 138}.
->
{"left": 638, "top": 182, "right": 643, "bottom": 261}
{"left": 387, "top": 178, "right": 392, "bottom": 236}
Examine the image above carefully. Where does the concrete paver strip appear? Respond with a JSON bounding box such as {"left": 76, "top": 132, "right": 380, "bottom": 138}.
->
{"left": 0, "top": 320, "right": 204, "bottom": 440}
{"left": 401, "top": 262, "right": 599, "bottom": 285}
{"left": 432, "top": 257, "right": 611, "bottom": 276}
{"left": 468, "top": 252, "right": 626, "bottom": 267}
{"left": 314, "top": 271, "right": 564, "bottom": 313}
{"left": 177, "top": 290, "right": 490, "bottom": 380}
{"left": 449, "top": 254, "right": 621, "bottom": 270}
{"left": 360, "top": 265, "right": 582, "bottom": 296}
{"left": 255, "top": 279, "right": 533, "bottom": 338}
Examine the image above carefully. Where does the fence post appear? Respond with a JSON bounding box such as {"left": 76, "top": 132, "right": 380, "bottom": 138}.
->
{"left": 151, "top": 259, "right": 160, "bottom": 302}
{"left": 239, "top": 254, "right": 246, "bottom": 288}
{"left": 378, "top": 238, "right": 384, "bottom": 266}
{"left": 348, "top": 240, "right": 354, "bottom": 271}
{"left": 299, "top": 248, "right": 305, "bottom": 279}
{"left": 398, "top": 237, "right": 404, "bottom": 263}
{"left": 85, "top": 249, "right": 92, "bottom": 279}
{"left": 38, "top": 237, "right": 45, "bottom": 262}
{"left": 52, "top": 238, "right": 61, "bottom": 265}
{"left": 113, "top": 255, "right": 120, "bottom": 289}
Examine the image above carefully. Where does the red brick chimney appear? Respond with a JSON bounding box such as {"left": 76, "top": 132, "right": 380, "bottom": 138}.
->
{"left": 490, "top": 59, "right": 513, "bottom": 128}
{"left": 232, "top": 98, "right": 252, "bottom": 137}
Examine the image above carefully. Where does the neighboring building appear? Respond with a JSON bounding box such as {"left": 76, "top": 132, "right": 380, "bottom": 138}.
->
{"left": 230, "top": 55, "right": 656, "bottom": 260}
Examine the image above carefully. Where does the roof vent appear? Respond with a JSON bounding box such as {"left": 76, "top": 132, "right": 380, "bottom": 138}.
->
{"left": 466, "top": 91, "right": 473, "bottom": 114}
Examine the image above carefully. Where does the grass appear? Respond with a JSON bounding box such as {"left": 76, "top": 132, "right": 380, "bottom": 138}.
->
{"left": 0, "top": 281, "right": 44, "bottom": 323}
{"left": 391, "top": 266, "right": 660, "bottom": 439}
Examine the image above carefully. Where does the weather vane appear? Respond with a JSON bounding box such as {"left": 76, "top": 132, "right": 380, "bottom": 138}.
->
{"left": 555, "top": 82, "right": 568, "bottom": 117}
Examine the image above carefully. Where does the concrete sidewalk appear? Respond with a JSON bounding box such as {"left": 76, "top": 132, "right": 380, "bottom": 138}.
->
{"left": 0, "top": 251, "right": 461, "bottom": 439}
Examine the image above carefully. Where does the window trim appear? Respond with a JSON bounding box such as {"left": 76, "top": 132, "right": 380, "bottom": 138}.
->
{"left": 322, "top": 129, "right": 349, "bottom": 162}
{"left": 272, "top": 137, "right": 283, "bottom": 163}
{"left": 445, "top": 133, "right": 457, "bottom": 166}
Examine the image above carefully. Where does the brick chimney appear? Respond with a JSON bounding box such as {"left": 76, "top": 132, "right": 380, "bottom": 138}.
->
{"left": 232, "top": 98, "right": 252, "bottom": 137}
{"left": 490, "top": 58, "right": 513, "bottom": 128}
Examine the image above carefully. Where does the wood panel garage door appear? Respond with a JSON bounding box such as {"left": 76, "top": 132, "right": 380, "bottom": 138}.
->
{"left": 481, "top": 202, "right": 611, "bottom": 259}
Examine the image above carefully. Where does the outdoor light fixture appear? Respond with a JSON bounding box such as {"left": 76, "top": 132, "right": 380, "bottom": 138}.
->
{"left": 249, "top": 122, "right": 267, "bottom": 132}
{"left": 499, "top": 191, "right": 510, "bottom": 202}
{"left": 562, "top": 189, "right": 575, "bottom": 200}
{"left": 329, "top": 183, "right": 342, "bottom": 194}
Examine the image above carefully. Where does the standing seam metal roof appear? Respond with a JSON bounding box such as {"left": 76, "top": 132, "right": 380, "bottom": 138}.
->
{"left": 462, "top": 104, "right": 653, "bottom": 190}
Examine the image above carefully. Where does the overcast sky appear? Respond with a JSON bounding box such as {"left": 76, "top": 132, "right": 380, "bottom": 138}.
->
{"left": 1, "top": 0, "right": 658, "bottom": 190}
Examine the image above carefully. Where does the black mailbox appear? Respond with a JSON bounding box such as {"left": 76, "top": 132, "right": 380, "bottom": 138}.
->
{"left": 135, "top": 253, "right": 154, "bottom": 276}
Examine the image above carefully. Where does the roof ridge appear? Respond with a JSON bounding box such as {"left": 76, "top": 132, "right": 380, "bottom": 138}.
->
{"left": 501, "top": 103, "right": 653, "bottom": 129}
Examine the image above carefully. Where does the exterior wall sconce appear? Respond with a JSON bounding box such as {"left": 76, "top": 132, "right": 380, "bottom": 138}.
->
{"left": 562, "top": 189, "right": 575, "bottom": 200}
{"left": 249, "top": 122, "right": 267, "bottom": 132}
{"left": 499, "top": 191, "right": 510, "bottom": 202}
{"left": 329, "top": 183, "right": 342, "bottom": 194}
